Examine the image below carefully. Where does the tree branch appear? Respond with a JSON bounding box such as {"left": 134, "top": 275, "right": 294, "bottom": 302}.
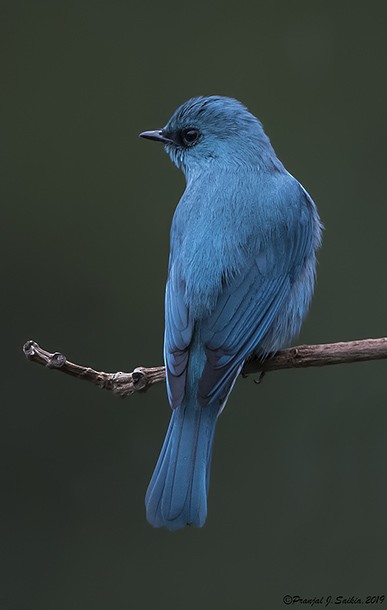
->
{"left": 22, "top": 337, "right": 387, "bottom": 398}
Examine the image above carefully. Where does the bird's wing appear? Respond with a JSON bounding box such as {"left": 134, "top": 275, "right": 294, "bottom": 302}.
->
{"left": 165, "top": 183, "right": 316, "bottom": 409}
{"left": 198, "top": 262, "right": 291, "bottom": 406}
{"left": 198, "top": 188, "right": 315, "bottom": 407}
{"left": 164, "top": 263, "right": 194, "bottom": 408}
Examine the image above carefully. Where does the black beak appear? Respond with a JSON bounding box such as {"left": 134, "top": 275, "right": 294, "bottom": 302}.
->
{"left": 139, "top": 129, "right": 173, "bottom": 144}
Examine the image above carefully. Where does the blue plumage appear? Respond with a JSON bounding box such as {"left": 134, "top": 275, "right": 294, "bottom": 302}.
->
{"left": 140, "top": 96, "right": 322, "bottom": 531}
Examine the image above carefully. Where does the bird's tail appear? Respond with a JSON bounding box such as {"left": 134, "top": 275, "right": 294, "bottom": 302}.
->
{"left": 145, "top": 397, "right": 219, "bottom": 531}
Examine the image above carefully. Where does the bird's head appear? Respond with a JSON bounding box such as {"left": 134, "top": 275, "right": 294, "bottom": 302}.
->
{"left": 140, "top": 96, "right": 275, "bottom": 175}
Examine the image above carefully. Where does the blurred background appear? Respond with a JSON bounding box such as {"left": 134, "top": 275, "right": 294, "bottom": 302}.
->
{"left": 2, "top": 0, "right": 387, "bottom": 608}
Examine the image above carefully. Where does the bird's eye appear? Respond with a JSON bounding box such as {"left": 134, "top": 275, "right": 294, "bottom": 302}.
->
{"left": 181, "top": 128, "right": 200, "bottom": 147}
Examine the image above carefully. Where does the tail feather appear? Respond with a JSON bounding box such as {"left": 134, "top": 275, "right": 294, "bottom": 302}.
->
{"left": 145, "top": 399, "right": 218, "bottom": 531}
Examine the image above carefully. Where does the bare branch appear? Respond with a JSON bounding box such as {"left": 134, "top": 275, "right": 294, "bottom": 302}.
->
{"left": 22, "top": 337, "right": 387, "bottom": 398}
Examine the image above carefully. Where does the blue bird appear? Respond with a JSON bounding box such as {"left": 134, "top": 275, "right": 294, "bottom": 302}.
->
{"left": 140, "top": 96, "right": 322, "bottom": 531}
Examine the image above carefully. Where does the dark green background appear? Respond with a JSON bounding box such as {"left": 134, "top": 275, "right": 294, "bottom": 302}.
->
{"left": 3, "top": 1, "right": 387, "bottom": 608}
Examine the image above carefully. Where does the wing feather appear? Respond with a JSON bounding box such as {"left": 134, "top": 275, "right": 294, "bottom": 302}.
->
{"left": 164, "top": 181, "right": 317, "bottom": 409}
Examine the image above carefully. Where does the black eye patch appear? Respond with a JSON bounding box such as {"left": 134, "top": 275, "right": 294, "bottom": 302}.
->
{"left": 164, "top": 128, "right": 201, "bottom": 148}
